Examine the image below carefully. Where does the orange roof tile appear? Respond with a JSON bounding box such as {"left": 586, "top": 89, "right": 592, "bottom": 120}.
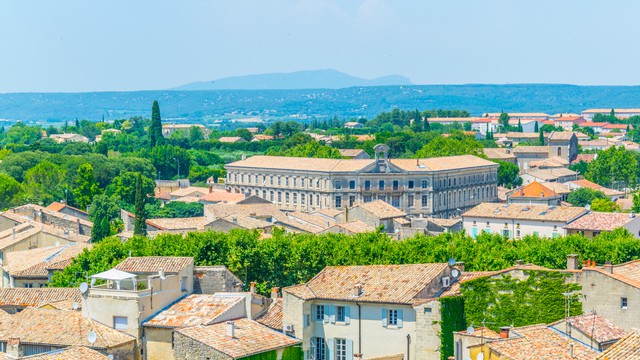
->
{"left": 176, "top": 318, "right": 300, "bottom": 358}
{"left": 0, "top": 288, "right": 80, "bottom": 308}
{"left": 145, "top": 295, "right": 244, "bottom": 329}
{"left": 597, "top": 330, "right": 640, "bottom": 360}
{"left": 509, "top": 181, "right": 556, "bottom": 199}
{"left": 255, "top": 298, "right": 283, "bottom": 331}
{"left": 551, "top": 314, "right": 626, "bottom": 344}
{"left": 115, "top": 256, "right": 193, "bottom": 274}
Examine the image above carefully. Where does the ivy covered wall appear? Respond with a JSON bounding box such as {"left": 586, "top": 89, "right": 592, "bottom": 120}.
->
{"left": 461, "top": 270, "right": 582, "bottom": 332}
{"left": 439, "top": 296, "right": 466, "bottom": 360}
{"left": 241, "top": 346, "right": 303, "bottom": 360}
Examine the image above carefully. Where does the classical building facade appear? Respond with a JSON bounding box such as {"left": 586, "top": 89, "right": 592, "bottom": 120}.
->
{"left": 225, "top": 145, "right": 499, "bottom": 218}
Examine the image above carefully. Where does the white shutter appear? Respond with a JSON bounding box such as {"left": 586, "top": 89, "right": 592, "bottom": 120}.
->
{"left": 397, "top": 309, "right": 403, "bottom": 328}
{"left": 327, "top": 338, "right": 335, "bottom": 360}
{"left": 346, "top": 339, "right": 354, "bottom": 360}
{"left": 381, "top": 308, "right": 388, "bottom": 327}
{"left": 345, "top": 306, "right": 351, "bottom": 325}
{"left": 329, "top": 305, "right": 336, "bottom": 324}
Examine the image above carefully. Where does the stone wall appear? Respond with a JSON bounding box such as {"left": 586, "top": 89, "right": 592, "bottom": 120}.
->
{"left": 414, "top": 300, "right": 442, "bottom": 360}
{"left": 173, "top": 332, "right": 229, "bottom": 360}
{"left": 193, "top": 266, "right": 243, "bottom": 294}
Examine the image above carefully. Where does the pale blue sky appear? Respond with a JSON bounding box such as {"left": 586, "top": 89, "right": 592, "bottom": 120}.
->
{"left": 0, "top": 0, "right": 638, "bottom": 92}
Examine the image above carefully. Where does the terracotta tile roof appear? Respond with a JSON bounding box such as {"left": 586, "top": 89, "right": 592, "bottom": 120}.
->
{"left": 5, "top": 243, "right": 91, "bottom": 278}
{"left": 114, "top": 256, "right": 193, "bottom": 275}
{"left": 332, "top": 221, "right": 376, "bottom": 234}
{"left": 566, "top": 179, "right": 624, "bottom": 197}
{"left": 338, "top": 149, "right": 368, "bottom": 158}
{"left": 616, "top": 198, "right": 633, "bottom": 211}
{"left": 548, "top": 131, "right": 578, "bottom": 141}
{"left": 45, "top": 202, "right": 89, "bottom": 216}
{"left": 218, "top": 136, "right": 246, "bottom": 143}
{"left": 199, "top": 191, "right": 245, "bottom": 203}
{"left": 486, "top": 113, "right": 550, "bottom": 118}
{"left": 228, "top": 155, "right": 497, "bottom": 173}
{"left": 523, "top": 167, "right": 578, "bottom": 181}
{"left": 551, "top": 314, "right": 626, "bottom": 344}
{"left": 604, "top": 123, "right": 632, "bottom": 130}
{"left": 509, "top": 181, "right": 557, "bottom": 199}
{"left": 463, "top": 203, "right": 588, "bottom": 222}
{"left": 21, "top": 346, "right": 109, "bottom": 359}
{"left": 528, "top": 156, "right": 569, "bottom": 168}
{"left": 286, "top": 211, "right": 335, "bottom": 229}
{"left": 580, "top": 139, "right": 615, "bottom": 147}
{"left": 542, "top": 182, "right": 571, "bottom": 194}
{"left": 573, "top": 154, "right": 596, "bottom": 164}
{"left": 0, "top": 288, "right": 81, "bottom": 308}
{"left": 483, "top": 148, "right": 516, "bottom": 160}
{"left": 597, "top": 330, "right": 640, "bottom": 360}
{"left": 555, "top": 116, "right": 585, "bottom": 122}
{"left": 312, "top": 209, "right": 343, "bottom": 218}
{"left": 0, "top": 308, "right": 135, "bottom": 349}
{"left": 455, "top": 326, "right": 501, "bottom": 339}
{"left": 252, "top": 134, "right": 274, "bottom": 141}
{"left": 284, "top": 263, "right": 448, "bottom": 304}
{"left": 487, "top": 325, "right": 598, "bottom": 360}
{"left": 512, "top": 146, "right": 549, "bottom": 154}
{"left": 40, "top": 298, "right": 82, "bottom": 311}
{"left": 426, "top": 217, "right": 462, "bottom": 228}
{"left": 611, "top": 260, "right": 640, "bottom": 283}
{"left": 582, "top": 121, "right": 610, "bottom": 127}
{"left": 505, "top": 132, "right": 540, "bottom": 139}
{"left": 564, "top": 212, "right": 635, "bottom": 231}
{"left": 145, "top": 217, "right": 210, "bottom": 231}
{"left": 169, "top": 186, "right": 209, "bottom": 198}
{"left": 255, "top": 298, "right": 283, "bottom": 331}
{"left": 145, "top": 295, "right": 244, "bottom": 329}
{"left": 176, "top": 318, "right": 300, "bottom": 359}
{"left": 356, "top": 200, "right": 406, "bottom": 219}
{"left": 11, "top": 204, "right": 93, "bottom": 227}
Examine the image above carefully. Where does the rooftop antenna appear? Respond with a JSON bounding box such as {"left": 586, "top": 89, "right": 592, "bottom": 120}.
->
{"left": 448, "top": 258, "right": 456, "bottom": 267}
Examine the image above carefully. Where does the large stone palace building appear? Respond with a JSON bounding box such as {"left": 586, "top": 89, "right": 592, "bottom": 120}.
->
{"left": 225, "top": 145, "right": 499, "bottom": 217}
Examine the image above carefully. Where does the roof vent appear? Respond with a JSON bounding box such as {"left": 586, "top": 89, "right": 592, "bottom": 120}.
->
{"left": 226, "top": 321, "right": 235, "bottom": 338}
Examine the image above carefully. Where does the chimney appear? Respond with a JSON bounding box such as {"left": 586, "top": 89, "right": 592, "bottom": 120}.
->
{"left": 352, "top": 284, "right": 363, "bottom": 297}
{"left": 232, "top": 217, "right": 238, "bottom": 223}
{"left": 12, "top": 228, "right": 15, "bottom": 240}
{"left": 454, "top": 262, "right": 465, "bottom": 272}
{"left": 226, "top": 321, "right": 235, "bottom": 338}
{"left": 515, "top": 260, "right": 524, "bottom": 266}
{"left": 241, "top": 154, "right": 247, "bottom": 160}
{"left": 158, "top": 268, "right": 165, "bottom": 279}
{"left": 250, "top": 282, "right": 256, "bottom": 294}
{"left": 270, "top": 287, "right": 280, "bottom": 299}
{"left": 6, "top": 338, "right": 23, "bottom": 358}
{"left": 604, "top": 261, "right": 613, "bottom": 274}
{"left": 209, "top": 185, "right": 213, "bottom": 194}
{"left": 77, "top": 218, "right": 82, "bottom": 235}
{"left": 566, "top": 254, "right": 579, "bottom": 271}
{"left": 499, "top": 327, "right": 510, "bottom": 339}
{"left": 631, "top": 211, "right": 636, "bottom": 219}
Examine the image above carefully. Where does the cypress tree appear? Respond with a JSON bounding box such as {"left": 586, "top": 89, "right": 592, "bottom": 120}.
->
{"left": 149, "top": 100, "right": 164, "bottom": 147}
{"left": 627, "top": 124, "right": 631, "bottom": 132}
{"left": 539, "top": 129, "right": 545, "bottom": 145}
{"left": 534, "top": 121, "right": 539, "bottom": 133}
{"left": 75, "top": 118, "right": 80, "bottom": 129}
{"left": 133, "top": 173, "right": 147, "bottom": 236}
{"left": 424, "top": 116, "right": 431, "bottom": 132}
{"left": 517, "top": 119, "right": 523, "bottom": 132}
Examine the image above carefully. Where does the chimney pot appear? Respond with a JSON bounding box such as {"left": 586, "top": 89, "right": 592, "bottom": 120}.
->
{"left": 226, "top": 321, "right": 235, "bottom": 337}
{"left": 499, "top": 327, "right": 510, "bottom": 339}
{"left": 567, "top": 254, "right": 579, "bottom": 271}
{"left": 158, "top": 268, "right": 165, "bottom": 279}
{"left": 270, "top": 287, "right": 280, "bottom": 299}
{"left": 604, "top": 261, "right": 613, "bottom": 274}
{"left": 454, "top": 261, "right": 465, "bottom": 272}
{"left": 352, "top": 284, "right": 363, "bottom": 297}
{"left": 250, "top": 282, "right": 256, "bottom": 294}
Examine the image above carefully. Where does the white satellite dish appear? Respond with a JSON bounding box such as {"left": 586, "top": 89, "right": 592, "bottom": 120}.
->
{"left": 72, "top": 302, "right": 79, "bottom": 310}
{"left": 79, "top": 282, "right": 89, "bottom": 294}
{"left": 448, "top": 258, "right": 456, "bottom": 266}
{"left": 87, "top": 331, "right": 97, "bottom": 344}
{"left": 477, "top": 353, "right": 484, "bottom": 360}
{"left": 467, "top": 326, "right": 475, "bottom": 335}
{"left": 452, "top": 269, "right": 460, "bottom": 278}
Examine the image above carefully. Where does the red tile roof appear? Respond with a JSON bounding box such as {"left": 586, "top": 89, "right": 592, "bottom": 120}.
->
{"left": 114, "top": 256, "right": 193, "bottom": 274}
{"left": 255, "top": 298, "right": 283, "bottom": 331}
{"left": 176, "top": 318, "right": 300, "bottom": 359}
{"left": 564, "top": 212, "right": 634, "bottom": 232}
{"left": 144, "top": 295, "right": 244, "bottom": 329}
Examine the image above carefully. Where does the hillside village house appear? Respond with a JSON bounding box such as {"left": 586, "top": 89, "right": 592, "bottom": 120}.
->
{"left": 282, "top": 263, "right": 463, "bottom": 360}
{"left": 462, "top": 203, "right": 589, "bottom": 239}
{"left": 581, "top": 108, "right": 640, "bottom": 120}
{"left": 225, "top": 144, "right": 499, "bottom": 218}
{"left": 554, "top": 116, "right": 586, "bottom": 130}
{"left": 49, "top": 133, "right": 89, "bottom": 143}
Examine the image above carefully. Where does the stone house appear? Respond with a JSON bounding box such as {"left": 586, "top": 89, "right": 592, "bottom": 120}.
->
{"left": 0, "top": 307, "right": 136, "bottom": 359}
{"left": 282, "top": 263, "right": 462, "bottom": 360}
{"left": 335, "top": 199, "right": 407, "bottom": 233}
{"left": 462, "top": 203, "right": 589, "bottom": 239}
{"left": 564, "top": 212, "right": 640, "bottom": 238}
{"left": 506, "top": 181, "right": 562, "bottom": 206}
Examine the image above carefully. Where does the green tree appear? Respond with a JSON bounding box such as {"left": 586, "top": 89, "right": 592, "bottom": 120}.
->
{"left": 534, "top": 121, "right": 539, "bottom": 133}
{"left": 517, "top": 119, "right": 523, "bottom": 132}
{"left": 496, "top": 161, "right": 522, "bottom": 188}
{"left": 73, "top": 163, "right": 101, "bottom": 210}
{"left": 147, "top": 144, "right": 191, "bottom": 179}
{"left": 189, "top": 126, "right": 205, "bottom": 143}
{"left": 106, "top": 172, "right": 155, "bottom": 207}
{"left": 0, "top": 173, "right": 23, "bottom": 210}
{"left": 499, "top": 112, "right": 510, "bottom": 127}
{"left": 566, "top": 188, "right": 606, "bottom": 207}
{"left": 590, "top": 198, "right": 621, "bottom": 212}
{"left": 273, "top": 141, "right": 343, "bottom": 159}
{"left": 89, "top": 194, "right": 119, "bottom": 241}
{"left": 538, "top": 129, "right": 545, "bottom": 145}
{"left": 234, "top": 128, "right": 253, "bottom": 142}
{"left": 569, "top": 160, "right": 589, "bottom": 176}
{"left": 148, "top": 100, "right": 164, "bottom": 147}
{"left": 586, "top": 146, "right": 638, "bottom": 189}
{"left": 22, "top": 161, "right": 67, "bottom": 205}
{"left": 415, "top": 132, "right": 485, "bottom": 158}
{"left": 5, "top": 122, "right": 42, "bottom": 146}
{"left": 133, "top": 173, "right": 147, "bottom": 236}
{"left": 633, "top": 192, "right": 640, "bottom": 213}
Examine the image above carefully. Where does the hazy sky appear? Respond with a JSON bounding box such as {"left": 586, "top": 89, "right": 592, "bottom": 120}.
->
{"left": 1, "top": 0, "right": 638, "bottom": 92}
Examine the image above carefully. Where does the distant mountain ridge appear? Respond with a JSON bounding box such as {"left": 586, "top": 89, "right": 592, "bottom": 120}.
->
{"left": 172, "top": 69, "right": 413, "bottom": 90}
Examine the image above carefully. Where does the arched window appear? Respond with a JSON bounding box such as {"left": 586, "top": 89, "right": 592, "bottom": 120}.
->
{"left": 557, "top": 147, "right": 562, "bottom": 157}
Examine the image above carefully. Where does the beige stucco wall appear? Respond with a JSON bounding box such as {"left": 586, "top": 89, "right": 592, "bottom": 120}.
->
{"left": 463, "top": 217, "right": 568, "bottom": 239}
{"left": 144, "top": 327, "right": 174, "bottom": 360}
{"left": 581, "top": 269, "right": 640, "bottom": 331}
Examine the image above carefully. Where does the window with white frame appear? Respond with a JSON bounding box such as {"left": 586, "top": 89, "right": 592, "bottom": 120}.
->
{"left": 315, "top": 305, "right": 325, "bottom": 321}
{"left": 335, "top": 339, "right": 347, "bottom": 360}
{"left": 388, "top": 309, "right": 399, "bottom": 326}
{"left": 311, "top": 337, "right": 326, "bottom": 360}
{"left": 621, "top": 297, "right": 628, "bottom": 309}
